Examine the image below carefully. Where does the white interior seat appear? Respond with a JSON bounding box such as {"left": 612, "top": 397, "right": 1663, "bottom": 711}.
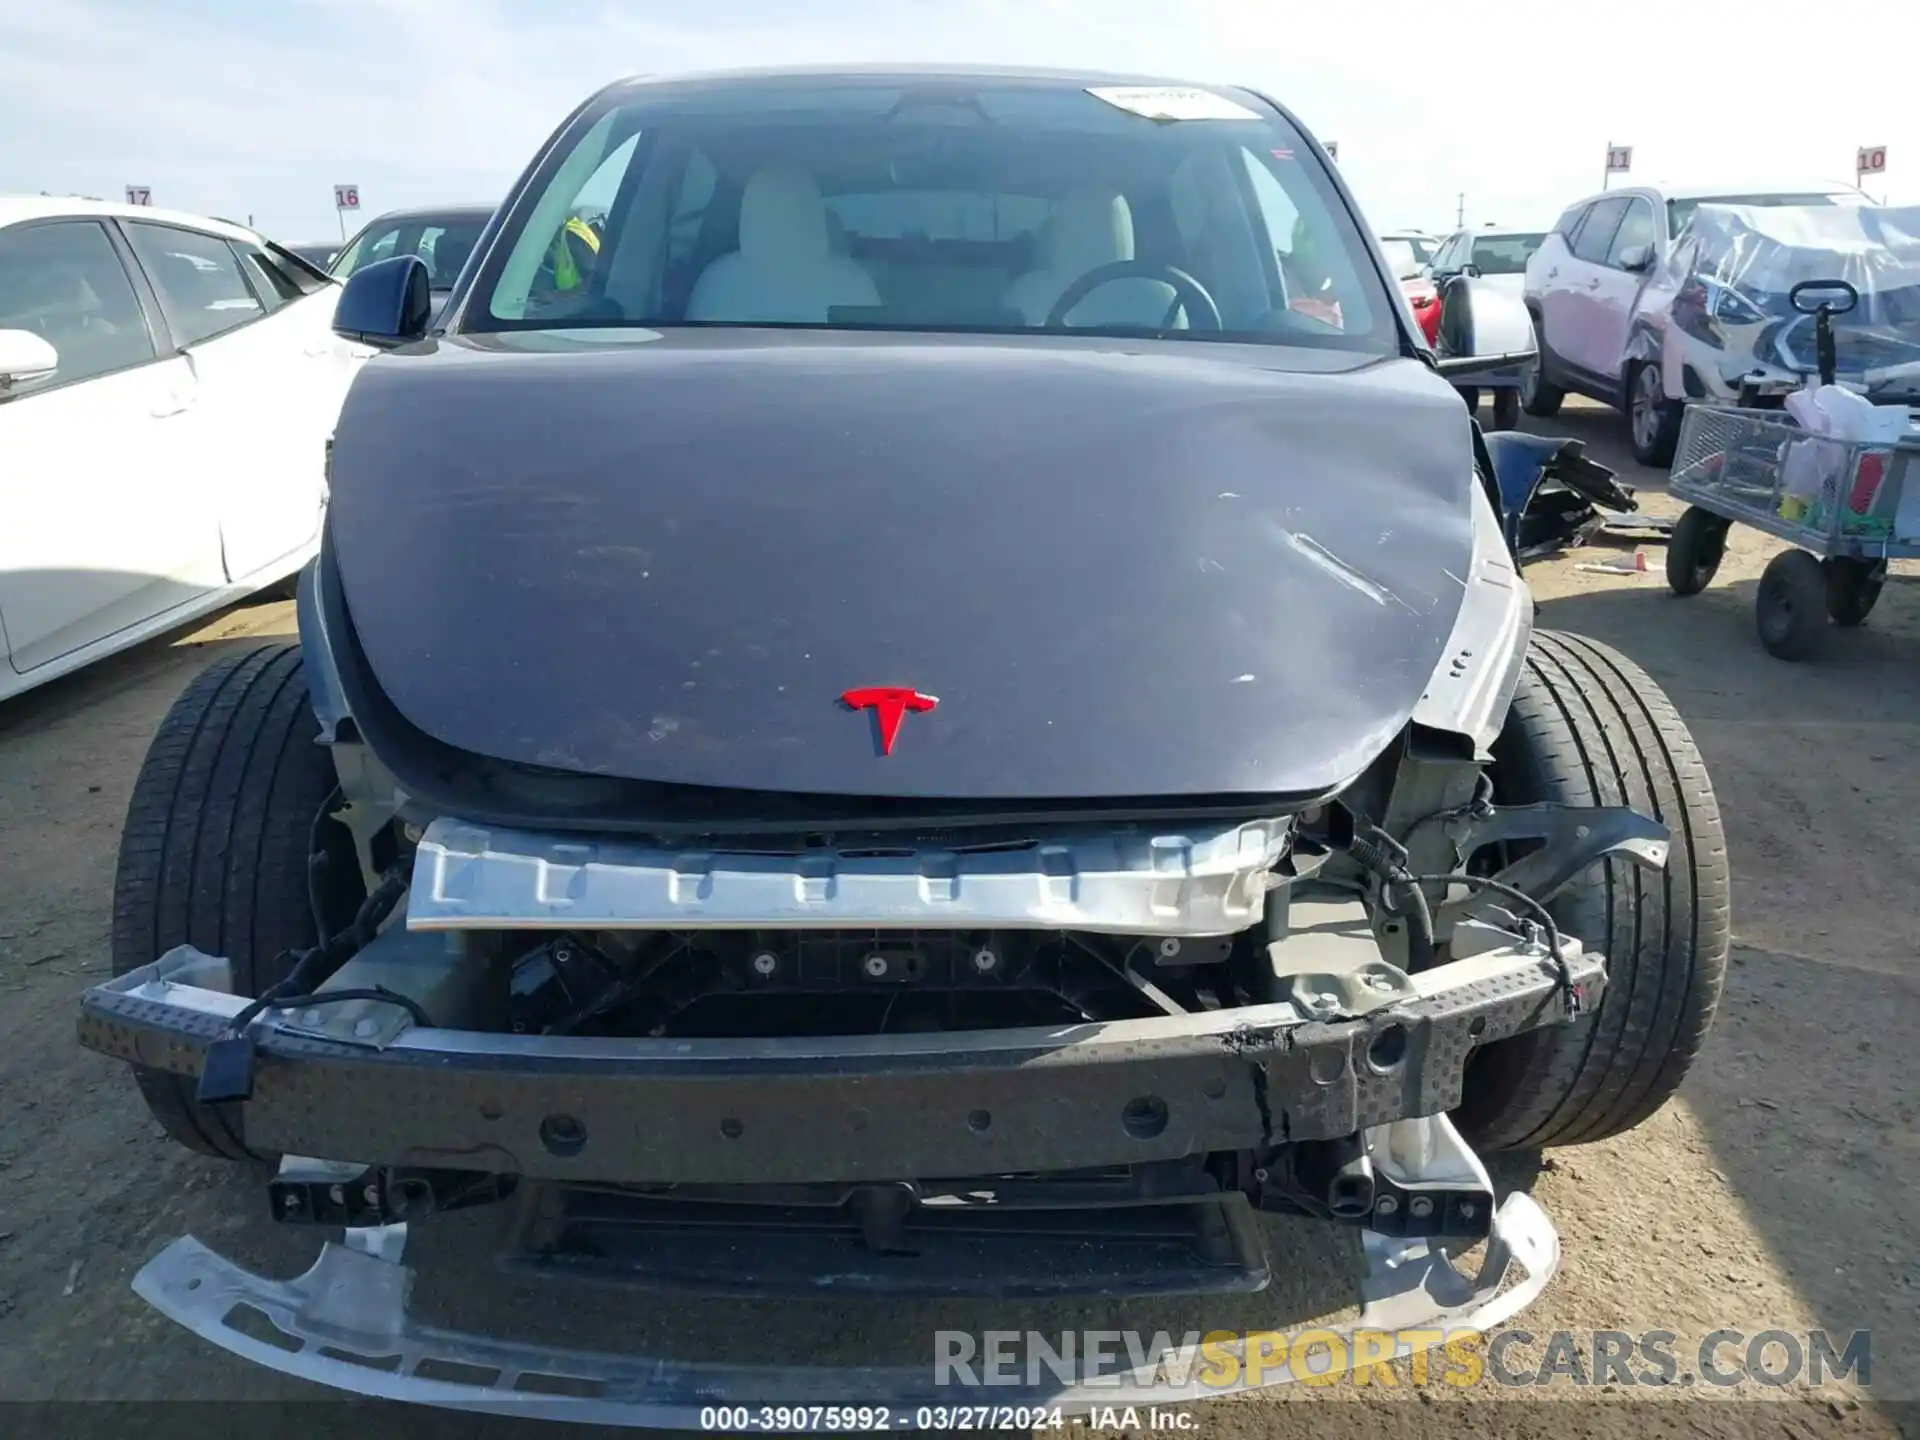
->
{"left": 686, "top": 170, "right": 881, "bottom": 323}
{"left": 1003, "top": 191, "right": 1183, "bottom": 329}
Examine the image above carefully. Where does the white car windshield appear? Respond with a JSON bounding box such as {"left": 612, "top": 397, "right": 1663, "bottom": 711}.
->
{"left": 468, "top": 78, "right": 1399, "bottom": 354}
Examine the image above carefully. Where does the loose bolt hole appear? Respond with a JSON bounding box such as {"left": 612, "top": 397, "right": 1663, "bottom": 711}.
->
{"left": 720, "top": 1117, "right": 744, "bottom": 1140}
{"left": 967, "top": 1109, "right": 992, "bottom": 1134}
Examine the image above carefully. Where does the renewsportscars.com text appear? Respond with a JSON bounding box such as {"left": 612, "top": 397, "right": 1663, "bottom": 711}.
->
{"left": 933, "top": 1327, "right": 1871, "bottom": 1390}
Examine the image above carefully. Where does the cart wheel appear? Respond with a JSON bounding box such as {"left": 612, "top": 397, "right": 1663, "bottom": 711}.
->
{"left": 1457, "top": 386, "right": 1480, "bottom": 412}
{"left": 1756, "top": 550, "right": 1828, "bottom": 660}
{"left": 1824, "top": 557, "right": 1885, "bottom": 626}
{"left": 1491, "top": 387, "right": 1521, "bottom": 431}
{"left": 1665, "top": 507, "right": 1729, "bottom": 596}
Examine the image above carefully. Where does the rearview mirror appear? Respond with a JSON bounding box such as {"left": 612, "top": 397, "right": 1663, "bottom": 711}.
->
{"left": 1617, "top": 242, "right": 1654, "bottom": 273}
{"left": 0, "top": 329, "right": 59, "bottom": 392}
{"left": 332, "top": 254, "right": 432, "bottom": 348}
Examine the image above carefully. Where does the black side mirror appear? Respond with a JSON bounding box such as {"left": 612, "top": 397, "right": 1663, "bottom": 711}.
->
{"left": 333, "top": 254, "right": 432, "bottom": 348}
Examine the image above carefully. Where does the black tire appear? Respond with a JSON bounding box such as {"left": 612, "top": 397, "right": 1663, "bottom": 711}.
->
{"left": 1756, "top": 549, "right": 1827, "bottom": 660}
{"left": 1627, "top": 361, "right": 1681, "bottom": 467}
{"left": 1519, "top": 337, "right": 1564, "bottom": 417}
{"left": 1456, "top": 386, "right": 1480, "bottom": 412}
{"left": 111, "top": 644, "right": 356, "bottom": 1161}
{"left": 1665, "top": 506, "right": 1729, "bottom": 596}
{"left": 1490, "top": 387, "right": 1521, "bottom": 431}
{"left": 1824, "top": 557, "right": 1884, "bottom": 626}
{"left": 1455, "top": 631, "right": 1730, "bottom": 1151}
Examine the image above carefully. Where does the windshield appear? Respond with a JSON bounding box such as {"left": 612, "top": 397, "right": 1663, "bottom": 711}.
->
{"left": 1378, "top": 238, "right": 1425, "bottom": 279}
{"left": 1668, "top": 193, "right": 1854, "bottom": 239}
{"left": 1469, "top": 232, "right": 1545, "bottom": 274}
{"left": 332, "top": 214, "right": 489, "bottom": 289}
{"left": 467, "top": 79, "right": 1399, "bottom": 354}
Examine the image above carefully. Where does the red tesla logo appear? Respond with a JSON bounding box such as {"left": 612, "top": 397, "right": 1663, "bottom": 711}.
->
{"left": 841, "top": 687, "right": 938, "bottom": 755}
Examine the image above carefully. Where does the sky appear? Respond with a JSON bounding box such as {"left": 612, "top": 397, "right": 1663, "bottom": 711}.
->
{"left": 2, "top": 0, "right": 1916, "bottom": 244}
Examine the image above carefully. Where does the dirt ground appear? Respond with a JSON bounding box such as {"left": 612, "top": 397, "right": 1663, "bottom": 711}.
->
{"left": 0, "top": 399, "right": 1915, "bottom": 1439}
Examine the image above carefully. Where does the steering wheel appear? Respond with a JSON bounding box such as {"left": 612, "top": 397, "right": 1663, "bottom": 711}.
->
{"left": 1044, "top": 261, "right": 1224, "bottom": 331}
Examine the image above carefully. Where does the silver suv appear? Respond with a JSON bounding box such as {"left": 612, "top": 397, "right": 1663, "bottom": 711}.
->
{"left": 1521, "top": 180, "right": 1865, "bottom": 463}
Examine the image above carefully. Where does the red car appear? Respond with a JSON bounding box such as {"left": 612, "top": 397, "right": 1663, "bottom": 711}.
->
{"left": 1379, "top": 232, "right": 1441, "bottom": 344}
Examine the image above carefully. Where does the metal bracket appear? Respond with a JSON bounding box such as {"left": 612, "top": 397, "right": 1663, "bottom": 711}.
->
{"left": 1440, "top": 802, "right": 1669, "bottom": 922}
{"left": 1265, "top": 893, "right": 1415, "bottom": 1020}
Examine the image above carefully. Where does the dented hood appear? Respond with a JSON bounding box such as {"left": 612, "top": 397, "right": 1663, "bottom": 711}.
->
{"left": 326, "top": 330, "right": 1476, "bottom": 801}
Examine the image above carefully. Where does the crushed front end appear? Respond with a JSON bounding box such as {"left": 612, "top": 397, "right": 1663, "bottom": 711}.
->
{"left": 79, "top": 765, "right": 1670, "bottom": 1414}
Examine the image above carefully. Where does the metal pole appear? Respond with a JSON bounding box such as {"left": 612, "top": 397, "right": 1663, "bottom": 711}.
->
{"left": 1456, "top": 192, "right": 1465, "bottom": 227}
{"left": 337, "top": 207, "right": 347, "bottom": 242}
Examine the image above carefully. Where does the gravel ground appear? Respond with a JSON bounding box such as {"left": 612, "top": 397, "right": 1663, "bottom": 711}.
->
{"left": 0, "top": 399, "right": 1914, "bottom": 1438}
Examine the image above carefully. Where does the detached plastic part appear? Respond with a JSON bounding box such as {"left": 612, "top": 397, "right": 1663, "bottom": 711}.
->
{"left": 130, "top": 1190, "right": 1559, "bottom": 1421}
{"left": 195, "top": 1034, "right": 257, "bottom": 1104}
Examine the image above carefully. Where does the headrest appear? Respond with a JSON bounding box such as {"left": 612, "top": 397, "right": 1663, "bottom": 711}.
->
{"left": 739, "top": 169, "right": 831, "bottom": 263}
{"left": 1046, "top": 191, "right": 1135, "bottom": 273}
{"left": 433, "top": 232, "right": 476, "bottom": 282}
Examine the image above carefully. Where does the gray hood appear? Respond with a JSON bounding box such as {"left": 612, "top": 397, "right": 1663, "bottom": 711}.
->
{"left": 325, "top": 330, "right": 1475, "bottom": 803}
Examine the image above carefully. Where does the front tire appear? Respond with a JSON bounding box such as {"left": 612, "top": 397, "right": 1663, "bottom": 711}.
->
{"left": 1627, "top": 361, "right": 1681, "bottom": 467}
{"left": 1490, "top": 387, "right": 1522, "bottom": 431}
{"left": 111, "top": 644, "right": 359, "bottom": 1161}
{"left": 1455, "top": 631, "right": 1730, "bottom": 1151}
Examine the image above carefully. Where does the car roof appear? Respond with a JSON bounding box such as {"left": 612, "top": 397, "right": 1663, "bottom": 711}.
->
{"left": 1565, "top": 180, "right": 1863, "bottom": 208}
{"left": 1659, "top": 179, "right": 1864, "bottom": 201}
{"left": 605, "top": 63, "right": 1257, "bottom": 95}
{"left": 0, "top": 194, "right": 263, "bottom": 242}
{"left": 356, "top": 203, "right": 495, "bottom": 226}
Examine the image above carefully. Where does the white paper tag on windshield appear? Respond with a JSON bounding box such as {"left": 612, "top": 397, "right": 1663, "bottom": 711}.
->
{"left": 1087, "top": 85, "right": 1260, "bottom": 122}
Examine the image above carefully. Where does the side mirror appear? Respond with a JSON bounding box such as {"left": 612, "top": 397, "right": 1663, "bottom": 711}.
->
{"left": 1617, "top": 242, "right": 1655, "bottom": 273}
{"left": 332, "top": 254, "right": 432, "bottom": 348}
{"left": 0, "top": 329, "right": 59, "bottom": 393}
{"left": 1462, "top": 262, "right": 1482, "bottom": 279}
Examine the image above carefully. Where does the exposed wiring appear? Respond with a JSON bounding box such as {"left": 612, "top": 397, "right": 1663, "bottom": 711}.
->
{"left": 1404, "top": 871, "right": 1576, "bottom": 1014}
{"left": 305, "top": 785, "right": 345, "bottom": 947}
{"left": 225, "top": 866, "right": 408, "bottom": 1038}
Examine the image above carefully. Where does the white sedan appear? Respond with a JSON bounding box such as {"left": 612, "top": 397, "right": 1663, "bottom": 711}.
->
{"left": 0, "top": 197, "right": 357, "bottom": 702}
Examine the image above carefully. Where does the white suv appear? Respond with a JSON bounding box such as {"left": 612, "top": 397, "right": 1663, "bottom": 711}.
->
{"left": 1521, "top": 180, "right": 1866, "bottom": 463}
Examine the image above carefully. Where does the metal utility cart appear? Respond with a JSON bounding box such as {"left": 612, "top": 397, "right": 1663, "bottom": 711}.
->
{"left": 1663, "top": 282, "right": 1920, "bottom": 660}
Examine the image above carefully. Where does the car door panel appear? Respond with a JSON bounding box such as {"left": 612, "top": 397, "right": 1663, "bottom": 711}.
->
{"left": 0, "top": 218, "right": 224, "bottom": 673}
{"left": 1591, "top": 198, "right": 1657, "bottom": 394}
{"left": 1532, "top": 210, "right": 1588, "bottom": 378}
{"left": 1559, "top": 197, "right": 1630, "bottom": 380}
{"left": 122, "top": 222, "right": 333, "bottom": 582}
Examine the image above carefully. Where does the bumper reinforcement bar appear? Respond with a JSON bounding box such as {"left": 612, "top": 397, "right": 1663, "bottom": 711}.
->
{"left": 78, "top": 942, "right": 1600, "bottom": 1186}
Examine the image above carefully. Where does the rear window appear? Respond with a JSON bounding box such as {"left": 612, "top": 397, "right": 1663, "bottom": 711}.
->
{"left": 1470, "top": 232, "right": 1545, "bottom": 274}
